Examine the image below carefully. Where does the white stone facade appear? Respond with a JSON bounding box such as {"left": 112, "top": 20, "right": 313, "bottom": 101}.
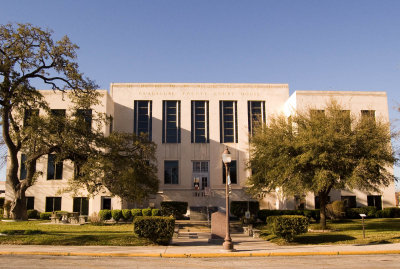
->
{"left": 5, "top": 83, "right": 396, "bottom": 215}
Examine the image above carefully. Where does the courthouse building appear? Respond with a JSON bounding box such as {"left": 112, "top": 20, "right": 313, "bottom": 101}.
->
{"left": 5, "top": 83, "right": 396, "bottom": 216}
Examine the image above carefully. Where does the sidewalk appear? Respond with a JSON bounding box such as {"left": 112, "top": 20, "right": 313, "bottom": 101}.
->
{"left": 0, "top": 233, "right": 399, "bottom": 258}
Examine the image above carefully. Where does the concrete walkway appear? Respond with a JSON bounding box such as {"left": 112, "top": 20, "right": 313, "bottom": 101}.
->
{"left": 0, "top": 233, "right": 399, "bottom": 257}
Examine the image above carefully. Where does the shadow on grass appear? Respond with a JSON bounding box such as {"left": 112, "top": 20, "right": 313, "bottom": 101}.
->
{"left": 292, "top": 234, "right": 357, "bottom": 244}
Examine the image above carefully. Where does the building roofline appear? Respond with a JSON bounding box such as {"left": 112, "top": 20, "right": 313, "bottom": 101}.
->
{"left": 110, "top": 83, "right": 289, "bottom": 89}
{"left": 293, "top": 90, "right": 387, "bottom": 97}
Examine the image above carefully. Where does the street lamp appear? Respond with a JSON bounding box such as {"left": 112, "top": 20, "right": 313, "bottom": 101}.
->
{"left": 222, "top": 147, "right": 234, "bottom": 251}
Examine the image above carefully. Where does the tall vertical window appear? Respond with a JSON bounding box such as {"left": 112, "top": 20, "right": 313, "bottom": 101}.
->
{"left": 248, "top": 101, "right": 265, "bottom": 136}
{"left": 77, "top": 109, "right": 92, "bottom": 132}
{"left": 134, "top": 101, "right": 152, "bottom": 140}
{"left": 26, "top": 197, "right": 35, "bottom": 210}
{"left": 20, "top": 154, "right": 27, "bottom": 180}
{"left": 164, "top": 160, "right": 179, "bottom": 184}
{"left": 222, "top": 160, "right": 237, "bottom": 184}
{"left": 73, "top": 197, "right": 89, "bottom": 215}
{"left": 47, "top": 154, "right": 63, "bottom": 180}
{"left": 220, "top": 101, "right": 238, "bottom": 143}
{"left": 191, "top": 101, "right": 209, "bottom": 143}
{"left": 24, "top": 109, "right": 39, "bottom": 127}
{"left": 51, "top": 109, "right": 66, "bottom": 132}
{"left": 45, "top": 197, "right": 62, "bottom": 212}
{"left": 367, "top": 195, "right": 382, "bottom": 210}
{"left": 162, "top": 101, "right": 181, "bottom": 143}
{"left": 101, "top": 197, "right": 112, "bottom": 210}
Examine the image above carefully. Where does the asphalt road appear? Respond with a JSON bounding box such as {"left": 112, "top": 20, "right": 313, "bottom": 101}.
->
{"left": 0, "top": 254, "right": 399, "bottom": 269}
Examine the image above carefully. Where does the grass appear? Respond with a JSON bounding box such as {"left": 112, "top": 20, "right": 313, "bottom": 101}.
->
{"left": 257, "top": 218, "right": 400, "bottom": 245}
{"left": 0, "top": 220, "right": 153, "bottom": 246}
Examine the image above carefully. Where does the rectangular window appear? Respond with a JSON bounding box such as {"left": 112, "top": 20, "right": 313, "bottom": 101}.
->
{"left": 367, "top": 195, "right": 382, "bottom": 210}
{"left": 295, "top": 195, "right": 306, "bottom": 210}
{"left": 192, "top": 161, "right": 209, "bottom": 190}
{"left": 24, "top": 109, "right": 39, "bottom": 127}
{"left": 50, "top": 109, "right": 66, "bottom": 132}
{"left": 73, "top": 197, "right": 89, "bottom": 215}
{"left": 77, "top": 109, "right": 92, "bottom": 132}
{"left": 45, "top": 197, "right": 62, "bottom": 212}
{"left": 101, "top": 197, "right": 112, "bottom": 210}
{"left": 361, "top": 110, "right": 375, "bottom": 121}
{"left": 162, "top": 101, "right": 181, "bottom": 143}
{"left": 191, "top": 101, "right": 209, "bottom": 143}
{"left": 20, "top": 154, "right": 27, "bottom": 180}
{"left": 248, "top": 101, "right": 265, "bottom": 136}
{"left": 314, "top": 196, "right": 331, "bottom": 209}
{"left": 47, "top": 154, "right": 63, "bottom": 180}
{"left": 26, "top": 197, "right": 35, "bottom": 210}
{"left": 164, "top": 160, "right": 179, "bottom": 184}
{"left": 134, "top": 101, "right": 152, "bottom": 140}
{"left": 220, "top": 101, "right": 238, "bottom": 143}
{"left": 341, "top": 196, "right": 357, "bottom": 208}
{"left": 222, "top": 160, "right": 237, "bottom": 184}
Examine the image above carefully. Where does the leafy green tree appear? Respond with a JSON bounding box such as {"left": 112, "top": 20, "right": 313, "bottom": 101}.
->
{"left": 63, "top": 132, "right": 158, "bottom": 205}
{"left": 0, "top": 23, "right": 98, "bottom": 219}
{"left": 248, "top": 100, "right": 396, "bottom": 229}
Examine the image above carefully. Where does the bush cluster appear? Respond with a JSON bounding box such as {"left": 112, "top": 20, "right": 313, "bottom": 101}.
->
{"left": 326, "top": 201, "right": 346, "bottom": 219}
{"left": 267, "top": 215, "right": 309, "bottom": 242}
{"left": 133, "top": 216, "right": 175, "bottom": 245}
{"left": 142, "top": 208, "right": 152, "bottom": 216}
{"left": 39, "top": 212, "right": 52, "bottom": 220}
{"left": 346, "top": 206, "right": 400, "bottom": 219}
{"left": 230, "top": 201, "right": 259, "bottom": 218}
{"left": 152, "top": 208, "right": 161, "bottom": 216}
{"left": 99, "top": 209, "right": 112, "bottom": 221}
{"left": 122, "top": 209, "right": 132, "bottom": 220}
{"left": 258, "top": 209, "right": 320, "bottom": 223}
{"left": 160, "top": 201, "right": 188, "bottom": 219}
{"left": 27, "top": 209, "right": 40, "bottom": 219}
{"left": 111, "top": 209, "right": 122, "bottom": 221}
{"left": 131, "top": 209, "right": 142, "bottom": 218}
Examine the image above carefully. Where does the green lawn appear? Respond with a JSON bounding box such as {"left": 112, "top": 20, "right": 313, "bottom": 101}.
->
{"left": 258, "top": 218, "right": 400, "bottom": 245}
{"left": 0, "top": 220, "right": 152, "bottom": 246}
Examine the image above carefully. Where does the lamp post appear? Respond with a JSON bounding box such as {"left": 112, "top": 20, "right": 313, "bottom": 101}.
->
{"left": 222, "top": 147, "right": 234, "bottom": 251}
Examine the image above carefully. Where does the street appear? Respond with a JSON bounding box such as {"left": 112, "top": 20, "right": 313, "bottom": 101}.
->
{"left": 0, "top": 254, "right": 399, "bottom": 269}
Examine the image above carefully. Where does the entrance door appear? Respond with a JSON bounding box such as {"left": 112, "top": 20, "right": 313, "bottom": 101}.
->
{"left": 192, "top": 161, "right": 209, "bottom": 190}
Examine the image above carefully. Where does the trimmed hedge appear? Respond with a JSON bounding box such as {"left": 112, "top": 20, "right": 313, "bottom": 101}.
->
{"left": 133, "top": 216, "right": 175, "bottom": 245}
{"left": 142, "top": 208, "right": 152, "bottom": 216}
{"left": 39, "top": 212, "right": 52, "bottom": 220}
{"left": 160, "top": 201, "right": 188, "bottom": 219}
{"left": 230, "top": 201, "right": 259, "bottom": 218}
{"left": 152, "top": 208, "right": 161, "bottom": 216}
{"left": 99, "top": 209, "right": 112, "bottom": 221}
{"left": 111, "top": 209, "right": 122, "bottom": 221}
{"left": 258, "top": 209, "right": 320, "bottom": 223}
{"left": 131, "top": 209, "right": 142, "bottom": 218}
{"left": 345, "top": 206, "right": 377, "bottom": 219}
{"left": 27, "top": 209, "right": 40, "bottom": 219}
{"left": 267, "top": 215, "right": 309, "bottom": 242}
{"left": 122, "top": 209, "right": 132, "bottom": 220}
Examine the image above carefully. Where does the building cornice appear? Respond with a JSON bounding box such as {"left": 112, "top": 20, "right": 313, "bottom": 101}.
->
{"left": 110, "top": 83, "right": 289, "bottom": 89}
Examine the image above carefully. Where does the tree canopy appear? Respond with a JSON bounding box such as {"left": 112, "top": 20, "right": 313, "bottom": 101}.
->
{"left": 247, "top": 100, "right": 396, "bottom": 228}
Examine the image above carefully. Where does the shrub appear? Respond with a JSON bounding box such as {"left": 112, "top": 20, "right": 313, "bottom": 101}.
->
{"left": 152, "top": 208, "right": 161, "bottom": 216}
{"left": 230, "top": 201, "right": 259, "bottom": 218}
{"left": 131, "top": 209, "right": 142, "bottom": 218}
{"left": 122, "top": 209, "right": 132, "bottom": 220}
{"left": 27, "top": 209, "right": 40, "bottom": 219}
{"left": 267, "top": 215, "right": 309, "bottom": 242}
{"left": 111, "top": 209, "right": 122, "bottom": 222}
{"left": 89, "top": 212, "right": 102, "bottom": 225}
{"left": 345, "top": 206, "right": 378, "bottom": 219}
{"left": 326, "top": 201, "right": 345, "bottom": 219}
{"left": 99, "top": 209, "right": 112, "bottom": 221}
{"left": 160, "top": 201, "right": 188, "bottom": 219}
{"left": 133, "top": 216, "right": 175, "bottom": 245}
{"left": 40, "top": 212, "right": 52, "bottom": 220}
{"left": 375, "top": 210, "right": 384, "bottom": 218}
{"left": 258, "top": 209, "right": 320, "bottom": 223}
{"left": 142, "top": 208, "right": 152, "bottom": 216}
{"left": 382, "top": 207, "right": 400, "bottom": 218}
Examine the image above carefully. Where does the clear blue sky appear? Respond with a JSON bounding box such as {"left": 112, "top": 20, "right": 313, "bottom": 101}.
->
{"left": 1, "top": 0, "right": 400, "bottom": 188}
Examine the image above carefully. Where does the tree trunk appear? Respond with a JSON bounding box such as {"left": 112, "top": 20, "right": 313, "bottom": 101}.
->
{"left": 319, "top": 192, "right": 327, "bottom": 230}
{"left": 10, "top": 184, "right": 28, "bottom": 220}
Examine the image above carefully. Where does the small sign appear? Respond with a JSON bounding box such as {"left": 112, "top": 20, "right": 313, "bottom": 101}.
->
{"left": 245, "top": 211, "right": 251, "bottom": 219}
{"left": 359, "top": 214, "right": 366, "bottom": 218}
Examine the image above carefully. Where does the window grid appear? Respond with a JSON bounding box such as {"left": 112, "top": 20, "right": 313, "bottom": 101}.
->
{"left": 164, "top": 161, "right": 179, "bottom": 184}
{"left": 134, "top": 101, "right": 152, "bottom": 140}
{"left": 163, "top": 101, "right": 181, "bottom": 143}
{"left": 220, "top": 101, "right": 238, "bottom": 143}
{"left": 191, "top": 101, "right": 209, "bottom": 143}
{"left": 47, "top": 154, "right": 63, "bottom": 180}
{"left": 248, "top": 101, "right": 265, "bottom": 136}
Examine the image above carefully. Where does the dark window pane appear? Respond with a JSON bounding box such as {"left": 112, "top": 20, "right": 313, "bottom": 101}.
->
{"left": 73, "top": 197, "right": 89, "bottom": 215}
{"left": 102, "top": 197, "right": 112, "bottom": 210}
{"left": 45, "top": 197, "right": 61, "bottom": 212}
{"left": 163, "top": 101, "right": 180, "bottom": 143}
{"left": 164, "top": 161, "right": 179, "bottom": 184}
{"left": 77, "top": 109, "right": 92, "bottom": 132}
{"left": 24, "top": 109, "right": 39, "bottom": 127}
{"left": 248, "top": 101, "right": 265, "bottom": 136}
{"left": 47, "top": 154, "right": 63, "bottom": 180}
{"left": 222, "top": 160, "right": 237, "bottom": 184}
{"left": 220, "top": 101, "right": 238, "bottom": 143}
{"left": 26, "top": 197, "right": 35, "bottom": 210}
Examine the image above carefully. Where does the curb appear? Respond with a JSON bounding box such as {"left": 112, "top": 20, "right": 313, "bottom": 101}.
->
{"left": 0, "top": 250, "right": 399, "bottom": 258}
